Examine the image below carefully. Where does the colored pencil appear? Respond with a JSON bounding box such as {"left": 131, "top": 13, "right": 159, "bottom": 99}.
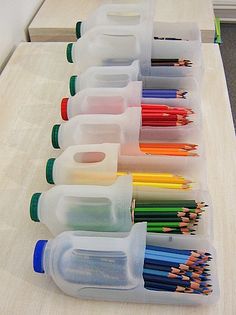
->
{"left": 133, "top": 182, "right": 190, "bottom": 189}
{"left": 140, "top": 103, "right": 194, "bottom": 127}
{"left": 134, "top": 213, "right": 198, "bottom": 220}
{"left": 142, "top": 89, "right": 187, "bottom": 99}
{"left": 117, "top": 171, "right": 191, "bottom": 184}
{"left": 134, "top": 207, "right": 196, "bottom": 212}
{"left": 138, "top": 142, "right": 198, "bottom": 157}
{"left": 135, "top": 200, "right": 204, "bottom": 208}
{"left": 154, "top": 37, "right": 185, "bottom": 41}
{"left": 139, "top": 143, "right": 197, "bottom": 150}
{"left": 131, "top": 199, "right": 206, "bottom": 234}
{"left": 151, "top": 59, "right": 192, "bottom": 67}
{"left": 143, "top": 244, "right": 212, "bottom": 295}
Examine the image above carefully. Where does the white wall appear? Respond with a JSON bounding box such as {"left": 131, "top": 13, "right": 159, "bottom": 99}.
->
{"left": 0, "top": 0, "right": 44, "bottom": 71}
{"left": 213, "top": 0, "right": 236, "bottom": 21}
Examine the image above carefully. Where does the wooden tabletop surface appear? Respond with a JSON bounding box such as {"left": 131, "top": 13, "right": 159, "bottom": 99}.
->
{"left": 0, "top": 42, "right": 235, "bottom": 314}
{"left": 29, "top": 0, "right": 215, "bottom": 43}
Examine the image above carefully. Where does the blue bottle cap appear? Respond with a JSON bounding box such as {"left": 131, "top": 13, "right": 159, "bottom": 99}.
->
{"left": 33, "top": 240, "right": 48, "bottom": 273}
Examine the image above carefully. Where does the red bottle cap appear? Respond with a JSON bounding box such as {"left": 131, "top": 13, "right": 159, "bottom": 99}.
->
{"left": 61, "top": 98, "right": 69, "bottom": 120}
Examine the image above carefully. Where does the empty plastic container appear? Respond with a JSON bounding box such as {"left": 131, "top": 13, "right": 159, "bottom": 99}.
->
{"left": 32, "top": 223, "right": 219, "bottom": 304}
{"left": 61, "top": 81, "right": 142, "bottom": 119}
{"left": 69, "top": 61, "right": 140, "bottom": 95}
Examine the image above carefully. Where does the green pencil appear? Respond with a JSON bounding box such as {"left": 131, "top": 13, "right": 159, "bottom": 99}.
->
{"left": 134, "top": 208, "right": 202, "bottom": 214}
{"left": 147, "top": 222, "right": 188, "bottom": 228}
{"left": 135, "top": 200, "right": 198, "bottom": 207}
{"left": 146, "top": 227, "right": 180, "bottom": 233}
{"left": 134, "top": 217, "right": 192, "bottom": 223}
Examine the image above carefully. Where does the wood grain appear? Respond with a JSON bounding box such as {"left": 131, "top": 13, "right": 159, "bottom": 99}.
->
{"left": 28, "top": 0, "right": 215, "bottom": 43}
{"left": 0, "top": 42, "right": 235, "bottom": 314}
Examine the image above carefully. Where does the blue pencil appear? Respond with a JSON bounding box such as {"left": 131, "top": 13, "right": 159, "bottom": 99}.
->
{"left": 145, "top": 253, "right": 194, "bottom": 264}
{"left": 143, "top": 89, "right": 177, "bottom": 93}
{"left": 143, "top": 263, "right": 182, "bottom": 273}
{"left": 142, "top": 92, "right": 178, "bottom": 98}
{"left": 145, "top": 248, "right": 199, "bottom": 260}
{"left": 146, "top": 245, "right": 209, "bottom": 257}
{"left": 144, "top": 258, "right": 189, "bottom": 269}
{"left": 143, "top": 88, "right": 178, "bottom": 93}
{"left": 144, "top": 283, "right": 201, "bottom": 294}
{"left": 184, "top": 271, "right": 210, "bottom": 279}
{"left": 144, "top": 263, "right": 209, "bottom": 279}
{"left": 142, "top": 89, "right": 187, "bottom": 99}
{"left": 143, "top": 273, "right": 207, "bottom": 289}
{"left": 143, "top": 245, "right": 212, "bottom": 295}
{"left": 142, "top": 94, "right": 178, "bottom": 99}
{"left": 143, "top": 268, "right": 188, "bottom": 280}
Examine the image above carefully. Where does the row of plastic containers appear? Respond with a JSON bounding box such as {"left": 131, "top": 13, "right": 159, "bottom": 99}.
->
{"left": 67, "top": 2, "right": 202, "bottom": 77}
{"left": 31, "top": 0, "right": 219, "bottom": 305}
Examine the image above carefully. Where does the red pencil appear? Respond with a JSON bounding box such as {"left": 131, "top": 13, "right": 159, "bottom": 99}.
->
{"left": 142, "top": 109, "right": 189, "bottom": 116}
{"left": 142, "top": 121, "right": 189, "bottom": 127}
{"left": 141, "top": 104, "right": 194, "bottom": 114}
{"left": 142, "top": 114, "right": 184, "bottom": 121}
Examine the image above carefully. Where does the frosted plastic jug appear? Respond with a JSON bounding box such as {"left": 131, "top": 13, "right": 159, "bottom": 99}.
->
{"left": 61, "top": 81, "right": 142, "bottom": 119}
{"left": 68, "top": 61, "right": 200, "bottom": 98}
{"left": 32, "top": 223, "right": 219, "bottom": 304}
{"left": 69, "top": 61, "right": 140, "bottom": 95}
{"left": 75, "top": 1, "right": 154, "bottom": 39}
{"left": 45, "top": 143, "right": 206, "bottom": 190}
{"left": 67, "top": 67, "right": 201, "bottom": 120}
{"left": 30, "top": 176, "right": 133, "bottom": 235}
{"left": 30, "top": 178, "right": 213, "bottom": 238}
{"left": 52, "top": 107, "right": 200, "bottom": 149}
{"left": 61, "top": 80, "right": 200, "bottom": 122}
{"left": 52, "top": 107, "right": 142, "bottom": 149}
{"left": 66, "top": 23, "right": 202, "bottom": 77}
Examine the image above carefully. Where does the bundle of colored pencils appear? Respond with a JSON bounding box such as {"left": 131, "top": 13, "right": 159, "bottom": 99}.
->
{"left": 142, "top": 89, "right": 187, "bottom": 99}
{"left": 141, "top": 104, "right": 193, "bottom": 127}
{"left": 139, "top": 143, "right": 198, "bottom": 157}
{"left": 117, "top": 172, "right": 192, "bottom": 190}
{"left": 133, "top": 199, "right": 206, "bottom": 234}
{"left": 154, "top": 36, "right": 183, "bottom": 40}
{"left": 151, "top": 59, "right": 192, "bottom": 67}
{"left": 143, "top": 245, "right": 212, "bottom": 295}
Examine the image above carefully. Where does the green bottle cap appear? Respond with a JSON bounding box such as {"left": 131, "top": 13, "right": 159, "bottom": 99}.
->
{"left": 46, "top": 158, "right": 55, "bottom": 184}
{"left": 76, "top": 21, "right": 82, "bottom": 39}
{"left": 69, "top": 75, "right": 77, "bottom": 96}
{"left": 30, "top": 193, "right": 41, "bottom": 222}
{"left": 66, "top": 43, "right": 74, "bottom": 63}
{"left": 51, "top": 124, "right": 60, "bottom": 149}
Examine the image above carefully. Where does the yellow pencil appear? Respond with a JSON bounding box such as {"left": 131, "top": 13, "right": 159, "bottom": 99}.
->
{"left": 131, "top": 176, "right": 189, "bottom": 184}
{"left": 117, "top": 172, "right": 189, "bottom": 184}
{"left": 133, "top": 182, "right": 190, "bottom": 189}
{"left": 117, "top": 171, "right": 182, "bottom": 178}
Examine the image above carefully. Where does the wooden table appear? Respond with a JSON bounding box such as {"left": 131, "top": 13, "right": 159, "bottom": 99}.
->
{"left": 29, "top": 0, "right": 216, "bottom": 43}
{"left": 0, "top": 42, "right": 235, "bottom": 314}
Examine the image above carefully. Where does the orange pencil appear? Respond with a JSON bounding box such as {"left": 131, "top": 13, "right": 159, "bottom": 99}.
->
{"left": 139, "top": 143, "right": 197, "bottom": 150}
{"left": 140, "top": 149, "right": 198, "bottom": 157}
